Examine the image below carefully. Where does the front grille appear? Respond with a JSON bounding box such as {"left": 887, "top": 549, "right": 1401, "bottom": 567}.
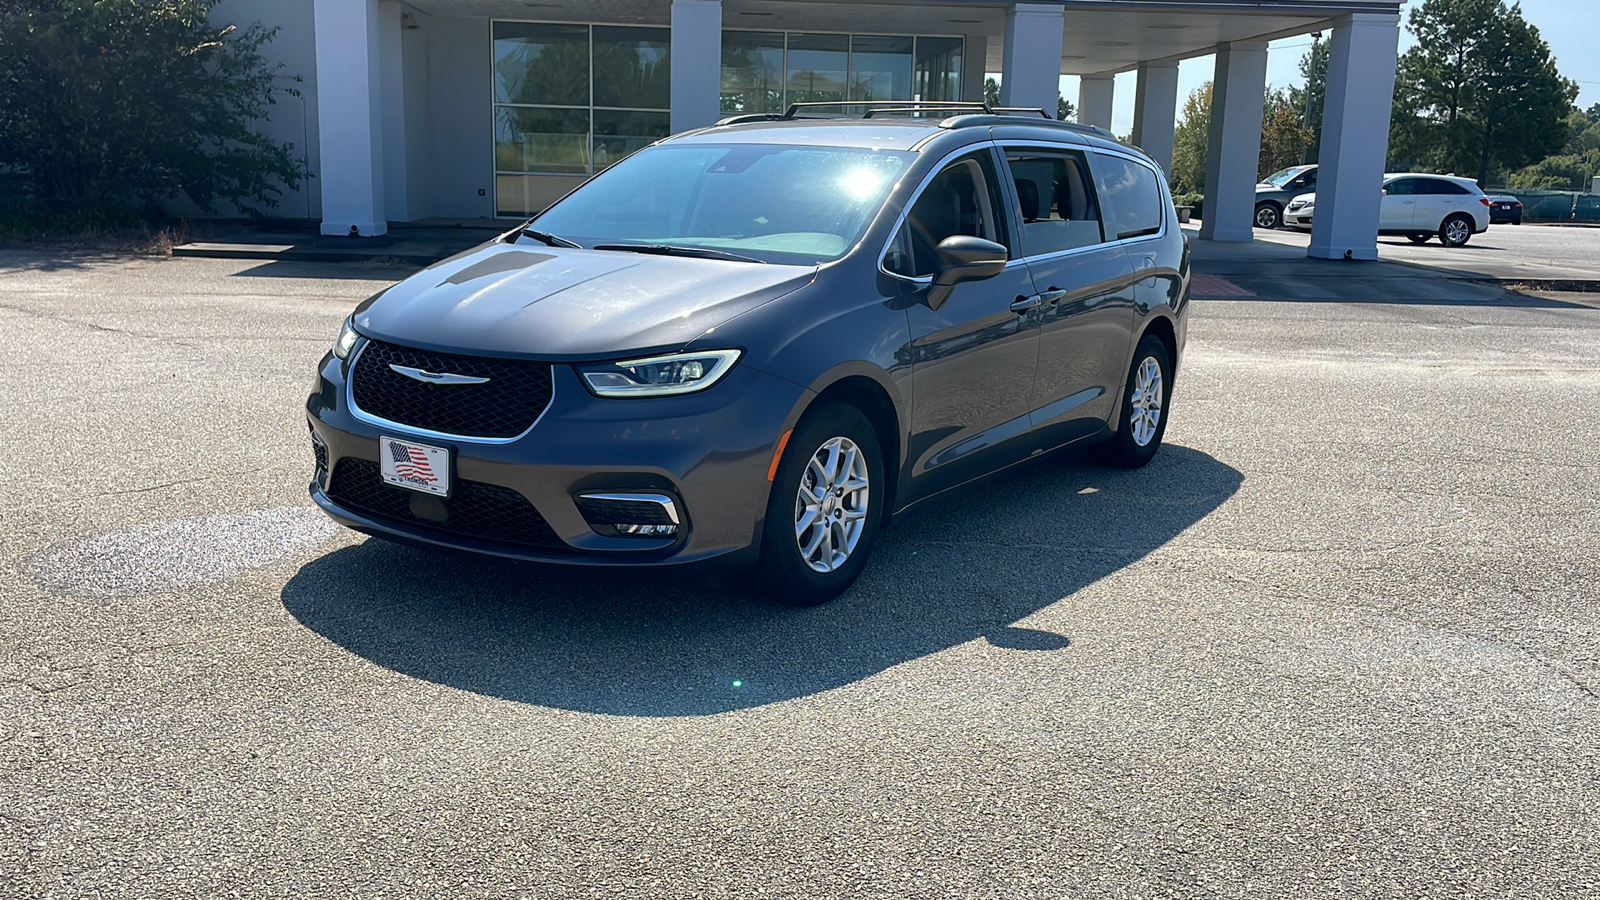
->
{"left": 327, "top": 459, "right": 569, "bottom": 552}
{"left": 351, "top": 339, "right": 554, "bottom": 439}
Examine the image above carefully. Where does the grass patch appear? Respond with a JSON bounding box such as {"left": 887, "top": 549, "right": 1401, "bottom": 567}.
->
{"left": 0, "top": 210, "right": 229, "bottom": 256}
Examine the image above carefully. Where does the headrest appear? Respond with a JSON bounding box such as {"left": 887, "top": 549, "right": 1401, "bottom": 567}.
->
{"left": 1014, "top": 178, "right": 1040, "bottom": 222}
{"left": 1056, "top": 162, "right": 1091, "bottom": 221}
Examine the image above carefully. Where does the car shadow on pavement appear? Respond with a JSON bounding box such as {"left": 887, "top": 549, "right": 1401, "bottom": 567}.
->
{"left": 281, "top": 445, "right": 1241, "bottom": 716}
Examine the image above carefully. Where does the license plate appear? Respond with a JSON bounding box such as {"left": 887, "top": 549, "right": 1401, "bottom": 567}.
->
{"left": 1497, "top": 203, "right": 1512, "bottom": 208}
{"left": 379, "top": 436, "right": 451, "bottom": 497}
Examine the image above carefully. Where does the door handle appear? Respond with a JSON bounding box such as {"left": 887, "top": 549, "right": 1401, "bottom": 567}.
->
{"left": 1036, "top": 289, "right": 1069, "bottom": 305}
{"left": 1010, "top": 294, "right": 1043, "bottom": 313}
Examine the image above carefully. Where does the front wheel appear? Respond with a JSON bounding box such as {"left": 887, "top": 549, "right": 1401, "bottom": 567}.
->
{"left": 757, "top": 404, "right": 885, "bottom": 606}
{"left": 1439, "top": 214, "right": 1474, "bottom": 247}
{"left": 1094, "top": 334, "right": 1173, "bottom": 469}
{"left": 1254, "top": 202, "right": 1281, "bottom": 230}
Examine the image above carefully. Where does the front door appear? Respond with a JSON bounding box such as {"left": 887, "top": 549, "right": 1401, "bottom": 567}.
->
{"left": 1001, "top": 146, "right": 1140, "bottom": 449}
{"left": 885, "top": 148, "right": 1041, "bottom": 500}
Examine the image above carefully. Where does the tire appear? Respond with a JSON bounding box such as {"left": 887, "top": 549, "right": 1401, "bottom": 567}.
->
{"left": 1439, "top": 214, "right": 1474, "bottom": 247}
{"left": 757, "top": 404, "right": 885, "bottom": 606}
{"left": 1406, "top": 233, "right": 1431, "bottom": 244}
{"left": 1094, "top": 333, "right": 1173, "bottom": 469}
{"left": 1254, "top": 202, "right": 1281, "bottom": 230}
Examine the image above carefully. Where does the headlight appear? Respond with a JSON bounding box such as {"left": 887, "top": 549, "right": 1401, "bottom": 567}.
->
{"left": 332, "top": 316, "right": 360, "bottom": 360}
{"left": 1288, "top": 199, "right": 1312, "bottom": 211}
{"left": 580, "top": 349, "right": 742, "bottom": 397}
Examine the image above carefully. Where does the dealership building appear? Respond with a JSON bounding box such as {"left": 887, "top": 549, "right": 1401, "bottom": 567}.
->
{"left": 224, "top": 0, "right": 1404, "bottom": 260}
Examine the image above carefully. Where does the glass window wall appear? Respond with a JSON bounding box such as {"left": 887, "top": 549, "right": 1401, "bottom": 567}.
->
{"left": 721, "top": 31, "right": 964, "bottom": 115}
{"left": 493, "top": 21, "right": 672, "bottom": 216}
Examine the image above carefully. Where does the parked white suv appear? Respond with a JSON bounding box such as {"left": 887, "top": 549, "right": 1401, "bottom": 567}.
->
{"left": 1283, "top": 173, "right": 1491, "bottom": 247}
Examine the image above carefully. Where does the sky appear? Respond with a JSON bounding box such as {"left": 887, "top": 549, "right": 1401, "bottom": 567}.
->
{"left": 1051, "top": 0, "right": 1600, "bottom": 134}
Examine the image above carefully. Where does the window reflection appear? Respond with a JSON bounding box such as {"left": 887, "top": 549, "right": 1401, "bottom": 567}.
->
{"left": 594, "top": 26, "right": 670, "bottom": 109}
{"left": 850, "top": 35, "right": 912, "bottom": 102}
{"left": 721, "top": 31, "right": 784, "bottom": 114}
{"left": 785, "top": 33, "right": 849, "bottom": 110}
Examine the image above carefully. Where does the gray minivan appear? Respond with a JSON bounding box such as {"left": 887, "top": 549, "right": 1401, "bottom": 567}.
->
{"left": 307, "top": 102, "right": 1191, "bottom": 605}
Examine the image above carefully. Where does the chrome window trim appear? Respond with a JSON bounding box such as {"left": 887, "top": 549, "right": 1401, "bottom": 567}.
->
{"left": 344, "top": 338, "right": 557, "bottom": 445}
{"left": 875, "top": 139, "right": 1012, "bottom": 285}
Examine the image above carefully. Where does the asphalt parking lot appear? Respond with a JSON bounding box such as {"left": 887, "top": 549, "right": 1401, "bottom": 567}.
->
{"left": 2, "top": 248, "right": 1598, "bottom": 898}
{"left": 1259, "top": 220, "right": 1600, "bottom": 284}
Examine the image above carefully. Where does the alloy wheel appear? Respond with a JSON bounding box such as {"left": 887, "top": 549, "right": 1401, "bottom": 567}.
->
{"left": 794, "top": 436, "right": 871, "bottom": 573}
{"left": 1443, "top": 218, "right": 1471, "bottom": 246}
{"left": 1129, "top": 357, "right": 1164, "bottom": 447}
{"left": 1255, "top": 205, "right": 1280, "bottom": 229}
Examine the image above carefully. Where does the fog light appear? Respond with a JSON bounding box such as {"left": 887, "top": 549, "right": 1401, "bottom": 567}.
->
{"left": 575, "top": 492, "right": 681, "bottom": 538}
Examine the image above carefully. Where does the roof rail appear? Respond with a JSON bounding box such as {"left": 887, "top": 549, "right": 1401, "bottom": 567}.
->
{"left": 940, "top": 115, "right": 1120, "bottom": 143}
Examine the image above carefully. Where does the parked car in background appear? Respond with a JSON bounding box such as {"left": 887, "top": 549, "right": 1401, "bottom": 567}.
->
{"left": 306, "top": 103, "right": 1191, "bottom": 606}
{"left": 1255, "top": 164, "right": 1318, "bottom": 229}
{"left": 1282, "top": 173, "right": 1491, "bottom": 247}
{"left": 1486, "top": 194, "right": 1524, "bottom": 225}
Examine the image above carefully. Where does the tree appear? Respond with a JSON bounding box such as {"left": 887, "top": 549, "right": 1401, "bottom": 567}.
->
{"left": 1170, "top": 82, "right": 1212, "bottom": 194}
{"left": 983, "top": 76, "right": 1075, "bottom": 121}
{"left": 0, "top": 0, "right": 306, "bottom": 217}
{"left": 1508, "top": 150, "right": 1600, "bottom": 191}
{"left": 1288, "top": 36, "right": 1329, "bottom": 163}
{"left": 1260, "top": 89, "right": 1313, "bottom": 178}
{"left": 1389, "top": 0, "right": 1576, "bottom": 182}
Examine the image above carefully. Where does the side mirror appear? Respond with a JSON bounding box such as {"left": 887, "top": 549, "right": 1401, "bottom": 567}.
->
{"left": 927, "top": 235, "right": 1008, "bottom": 310}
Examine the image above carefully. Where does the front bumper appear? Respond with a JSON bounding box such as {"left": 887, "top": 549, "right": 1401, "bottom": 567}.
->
{"left": 306, "top": 346, "right": 810, "bottom": 569}
{"left": 1285, "top": 210, "right": 1314, "bottom": 228}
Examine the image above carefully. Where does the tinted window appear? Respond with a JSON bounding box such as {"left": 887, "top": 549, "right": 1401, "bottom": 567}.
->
{"left": 1003, "top": 151, "right": 1105, "bottom": 256}
{"left": 1384, "top": 179, "right": 1416, "bottom": 196}
{"left": 885, "top": 152, "right": 1008, "bottom": 277}
{"left": 1416, "top": 179, "right": 1471, "bottom": 195}
{"left": 1092, "top": 154, "right": 1164, "bottom": 241}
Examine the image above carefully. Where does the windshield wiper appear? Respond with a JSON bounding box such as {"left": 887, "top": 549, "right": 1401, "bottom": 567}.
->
{"left": 591, "top": 243, "right": 766, "bottom": 264}
{"left": 514, "top": 228, "right": 580, "bottom": 249}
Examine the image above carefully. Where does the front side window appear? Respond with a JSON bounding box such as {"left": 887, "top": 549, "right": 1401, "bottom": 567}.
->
{"left": 1003, "top": 150, "right": 1105, "bottom": 257}
{"left": 531, "top": 143, "right": 913, "bottom": 263}
{"left": 884, "top": 152, "right": 1008, "bottom": 278}
{"left": 1385, "top": 179, "right": 1417, "bottom": 196}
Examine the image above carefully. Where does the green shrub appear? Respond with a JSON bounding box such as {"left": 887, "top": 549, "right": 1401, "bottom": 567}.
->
{"left": 0, "top": 0, "right": 307, "bottom": 220}
{"left": 1172, "top": 192, "right": 1205, "bottom": 219}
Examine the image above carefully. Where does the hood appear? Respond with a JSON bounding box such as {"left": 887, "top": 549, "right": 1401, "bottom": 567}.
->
{"left": 353, "top": 241, "right": 817, "bottom": 359}
{"left": 1288, "top": 192, "right": 1316, "bottom": 204}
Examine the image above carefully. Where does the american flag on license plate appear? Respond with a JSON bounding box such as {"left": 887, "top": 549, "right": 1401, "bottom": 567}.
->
{"left": 390, "top": 442, "right": 438, "bottom": 483}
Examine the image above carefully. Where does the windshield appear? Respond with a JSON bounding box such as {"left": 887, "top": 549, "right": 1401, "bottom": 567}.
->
{"left": 527, "top": 143, "right": 914, "bottom": 264}
{"left": 1262, "top": 167, "right": 1308, "bottom": 187}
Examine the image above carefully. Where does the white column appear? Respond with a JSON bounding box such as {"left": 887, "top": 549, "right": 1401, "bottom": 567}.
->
{"left": 670, "top": 0, "right": 722, "bottom": 133}
{"left": 314, "top": 0, "right": 386, "bottom": 236}
{"left": 378, "top": 1, "right": 408, "bottom": 222}
{"left": 1309, "top": 14, "right": 1402, "bottom": 261}
{"left": 1077, "top": 75, "right": 1114, "bottom": 129}
{"left": 961, "top": 34, "right": 987, "bottom": 103}
{"left": 1131, "top": 62, "right": 1180, "bottom": 178}
{"left": 1000, "top": 3, "right": 1064, "bottom": 114}
{"left": 1199, "top": 41, "right": 1268, "bottom": 242}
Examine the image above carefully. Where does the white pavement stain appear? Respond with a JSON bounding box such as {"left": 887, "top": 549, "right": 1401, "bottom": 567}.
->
{"left": 27, "top": 507, "right": 342, "bottom": 597}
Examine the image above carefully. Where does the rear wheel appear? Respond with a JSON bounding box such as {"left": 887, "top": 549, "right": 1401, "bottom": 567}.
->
{"left": 757, "top": 404, "right": 884, "bottom": 606}
{"left": 1254, "top": 202, "right": 1282, "bottom": 230}
{"left": 1094, "top": 333, "right": 1172, "bottom": 469}
{"left": 1439, "top": 214, "right": 1474, "bottom": 248}
{"left": 1406, "top": 233, "right": 1431, "bottom": 244}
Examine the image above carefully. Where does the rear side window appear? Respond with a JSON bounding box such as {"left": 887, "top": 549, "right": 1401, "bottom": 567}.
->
{"left": 1416, "top": 179, "right": 1472, "bottom": 195}
{"left": 1002, "top": 150, "right": 1106, "bottom": 257}
{"left": 1092, "top": 154, "right": 1164, "bottom": 241}
{"left": 1385, "top": 179, "right": 1416, "bottom": 195}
